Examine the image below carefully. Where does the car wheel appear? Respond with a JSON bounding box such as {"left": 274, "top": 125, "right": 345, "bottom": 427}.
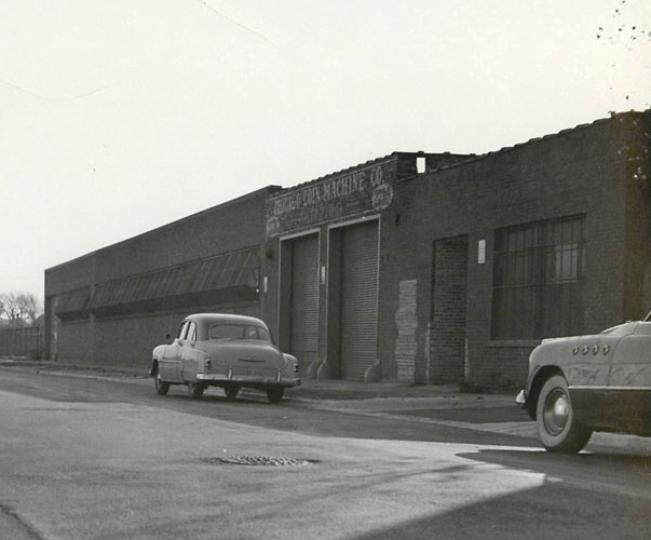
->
{"left": 536, "top": 374, "right": 592, "bottom": 453}
{"left": 224, "top": 386, "right": 240, "bottom": 401}
{"left": 154, "top": 372, "right": 169, "bottom": 396}
{"left": 188, "top": 382, "right": 205, "bottom": 399}
{"left": 266, "top": 387, "right": 284, "bottom": 404}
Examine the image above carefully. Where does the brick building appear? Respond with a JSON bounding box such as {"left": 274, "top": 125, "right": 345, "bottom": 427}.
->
{"left": 44, "top": 111, "right": 651, "bottom": 388}
{"left": 387, "top": 111, "right": 651, "bottom": 387}
{"left": 44, "top": 186, "right": 279, "bottom": 367}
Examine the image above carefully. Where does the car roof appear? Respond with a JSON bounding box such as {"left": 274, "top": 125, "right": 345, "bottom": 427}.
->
{"left": 185, "top": 313, "right": 268, "bottom": 326}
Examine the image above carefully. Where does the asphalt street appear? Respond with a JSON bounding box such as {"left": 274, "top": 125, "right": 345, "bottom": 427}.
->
{"left": 1, "top": 366, "right": 650, "bottom": 540}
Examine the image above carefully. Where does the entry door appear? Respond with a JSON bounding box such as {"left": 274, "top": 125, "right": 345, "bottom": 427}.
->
{"left": 430, "top": 236, "right": 468, "bottom": 384}
{"left": 289, "top": 235, "right": 319, "bottom": 368}
{"left": 340, "top": 221, "right": 379, "bottom": 380}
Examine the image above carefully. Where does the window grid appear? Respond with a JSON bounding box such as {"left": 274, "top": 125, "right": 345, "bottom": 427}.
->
{"left": 492, "top": 216, "right": 585, "bottom": 340}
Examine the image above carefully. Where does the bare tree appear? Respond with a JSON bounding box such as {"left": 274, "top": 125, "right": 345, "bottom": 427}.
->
{"left": 0, "top": 292, "right": 43, "bottom": 326}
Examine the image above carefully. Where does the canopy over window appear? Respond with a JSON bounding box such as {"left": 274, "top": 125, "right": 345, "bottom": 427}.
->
{"left": 87, "top": 247, "right": 260, "bottom": 317}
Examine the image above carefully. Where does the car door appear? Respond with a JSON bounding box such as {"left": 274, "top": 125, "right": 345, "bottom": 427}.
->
{"left": 160, "top": 321, "right": 187, "bottom": 382}
{"left": 180, "top": 321, "right": 200, "bottom": 382}
{"left": 607, "top": 321, "right": 651, "bottom": 431}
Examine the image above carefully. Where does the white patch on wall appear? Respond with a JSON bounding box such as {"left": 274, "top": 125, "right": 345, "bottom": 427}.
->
{"left": 394, "top": 279, "right": 418, "bottom": 383}
{"left": 477, "top": 239, "right": 486, "bottom": 264}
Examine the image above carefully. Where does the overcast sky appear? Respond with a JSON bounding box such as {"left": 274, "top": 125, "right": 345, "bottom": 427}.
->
{"left": 1, "top": 0, "right": 650, "bottom": 299}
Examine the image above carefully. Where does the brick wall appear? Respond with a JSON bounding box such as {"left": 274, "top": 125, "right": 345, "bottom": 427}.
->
{"left": 93, "top": 187, "right": 277, "bottom": 282}
{"left": 382, "top": 115, "right": 640, "bottom": 387}
{"left": 57, "top": 320, "right": 93, "bottom": 363}
{"left": 429, "top": 236, "right": 468, "bottom": 384}
{"left": 91, "top": 301, "right": 260, "bottom": 370}
{"left": 622, "top": 113, "right": 651, "bottom": 318}
{"left": 44, "top": 187, "right": 277, "bottom": 366}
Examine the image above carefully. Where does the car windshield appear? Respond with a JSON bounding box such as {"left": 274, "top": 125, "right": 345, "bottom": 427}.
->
{"left": 208, "top": 323, "right": 272, "bottom": 342}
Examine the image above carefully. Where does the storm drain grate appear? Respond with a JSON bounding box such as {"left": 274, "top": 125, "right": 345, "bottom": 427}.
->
{"left": 202, "top": 456, "right": 318, "bottom": 467}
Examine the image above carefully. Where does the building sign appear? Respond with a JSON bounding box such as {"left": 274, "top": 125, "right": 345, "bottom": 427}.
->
{"left": 267, "top": 161, "right": 395, "bottom": 236}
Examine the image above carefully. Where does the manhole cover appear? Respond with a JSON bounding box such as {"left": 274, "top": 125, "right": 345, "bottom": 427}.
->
{"left": 202, "top": 456, "right": 318, "bottom": 467}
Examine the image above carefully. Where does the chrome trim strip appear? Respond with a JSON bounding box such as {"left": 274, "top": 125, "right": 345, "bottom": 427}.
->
{"left": 570, "top": 385, "right": 651, "bottom": 391}
{"left": 196, "top": 374, "right": 300, "bottom": 386}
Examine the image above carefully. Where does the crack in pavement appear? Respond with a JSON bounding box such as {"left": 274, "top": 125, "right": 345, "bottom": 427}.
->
{"left": 0, "top": 503, "right": 46, "bottom": 540}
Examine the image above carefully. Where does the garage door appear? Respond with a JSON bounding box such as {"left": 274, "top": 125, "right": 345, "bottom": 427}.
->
{"left": 340, "top": 221, "right": 379, "bottom": 380}
{"left": 290, "top": 234, "right": 319, "bottom": 367}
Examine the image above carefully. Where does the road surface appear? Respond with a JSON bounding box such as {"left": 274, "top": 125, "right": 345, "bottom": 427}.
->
{"left": 0, "top": 367, "right": 649, "bottom": 539}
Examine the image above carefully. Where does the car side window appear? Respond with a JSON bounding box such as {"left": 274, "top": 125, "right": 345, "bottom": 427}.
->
{"left": 186, "top": 322, "right": 197, "bottom": 342}
{"left": 177, "top": 321, "right": 188, "bottom": 340}
{"left": 244, "top": 326, "right": 257, "bottom": 339}
{"left": 257, "top": 326, "right": 272, "bottom": 342}
{"left": 207, "top": 324, "right": 272, "bottom": 341}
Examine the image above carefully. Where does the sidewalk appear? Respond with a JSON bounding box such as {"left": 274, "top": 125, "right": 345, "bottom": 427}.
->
{"left": 2, "top": 358, "right": 651, "bottom": 454}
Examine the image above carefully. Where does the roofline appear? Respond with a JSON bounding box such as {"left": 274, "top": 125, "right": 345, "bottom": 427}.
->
{"left": 400, "top": 109, "right": 651, "bottom": 179}
{"left": 45, "top": 109, "right": 649, "bottom": 274}
{"left": 45, "top": 185, "right": 281, "bottom": 274}
{"left": 268, "top": 152, "right": 397, "bottom": 198}
{"left": 268, "top": 151, "right": 470, "bottom": 198}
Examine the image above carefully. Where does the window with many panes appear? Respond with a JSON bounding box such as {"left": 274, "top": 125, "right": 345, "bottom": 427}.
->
{"left": 491, "top": 215, "right": 584, "bottom": 340}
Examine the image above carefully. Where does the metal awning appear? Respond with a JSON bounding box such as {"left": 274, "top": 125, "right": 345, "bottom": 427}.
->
{"left": 54, "top": 287, "right": 90, "bottom": 319}
{"left": 88, "top": 246, "right": 260, "bottom": 315}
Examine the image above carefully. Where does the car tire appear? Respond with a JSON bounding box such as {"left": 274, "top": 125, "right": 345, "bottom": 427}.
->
{"left": 224, "top": 386, "right": 240, "bottom": 401}
{"left": 266, "top": 387, "right": 284, "bottom": 404}
{"left": 536, "top": 374, "right": 592, "bottom": 453}
{"left": 188, "top": 382, "right": 205, "bottom": 399}
{"left": 154, "top": 372, "right": 170, "bottom": 396}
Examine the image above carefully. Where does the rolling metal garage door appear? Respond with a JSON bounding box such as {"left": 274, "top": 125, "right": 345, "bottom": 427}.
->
{"left": 340, "top": 221, "right": 379, "bottom": 380}
{"left": 290, "top": 234, "right": 319, "bottom": 367}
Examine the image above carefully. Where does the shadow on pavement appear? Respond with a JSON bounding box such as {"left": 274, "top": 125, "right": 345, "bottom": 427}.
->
{"left": 352, "top": 447, "right": 651, "bottom": 540}
{"left": 160, "top": 391, "right": 542, "bottom": 448}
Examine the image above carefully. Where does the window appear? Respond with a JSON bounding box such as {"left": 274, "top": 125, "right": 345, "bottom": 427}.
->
{"left": 492, "top": 215, "right": 584, "bottom": 340}
{"left": 186, "top": 322, "right": 197, "bottom": 342}
{"left": 208, "top": 324, "right": 271, "bottom": 342}
{"left": 177, "top": 321, "right": 188, "bottom": 339}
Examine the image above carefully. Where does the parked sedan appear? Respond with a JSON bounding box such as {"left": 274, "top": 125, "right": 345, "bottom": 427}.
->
{"left": 150, "top": 313, "right": 300, "bottom": 403}
{"left": 516, "top": 318, "right": 651, "bottom": 452}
